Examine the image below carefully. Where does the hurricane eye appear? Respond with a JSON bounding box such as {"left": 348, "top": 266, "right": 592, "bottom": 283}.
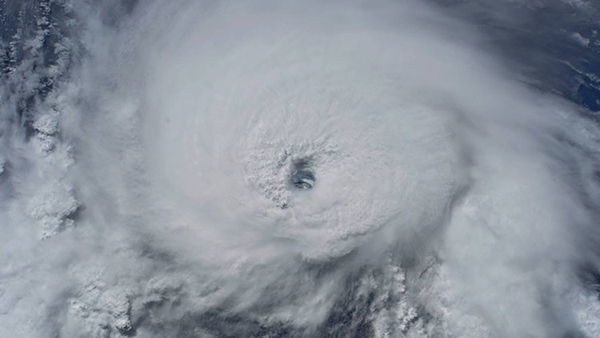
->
{"left": 290, "top": 159, "right": 315, "bottom": 190}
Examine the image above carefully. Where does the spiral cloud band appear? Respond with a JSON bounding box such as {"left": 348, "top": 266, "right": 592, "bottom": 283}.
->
{"left": 1, "top": 0, "right": 600, "bottom": 337}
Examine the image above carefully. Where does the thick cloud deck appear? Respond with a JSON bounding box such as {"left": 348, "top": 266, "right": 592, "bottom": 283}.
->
{"left": 1, "top": 0, "right": 600, "bottom": 337}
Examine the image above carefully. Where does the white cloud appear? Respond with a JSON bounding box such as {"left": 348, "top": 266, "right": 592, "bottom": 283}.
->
{"left": 1, "top": 0, "right": 600, "bottom": 337}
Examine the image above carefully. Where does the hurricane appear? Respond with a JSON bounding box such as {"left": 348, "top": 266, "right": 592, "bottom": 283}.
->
{"left": 2, "top": 0, "right": 600, "bottom": 337}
